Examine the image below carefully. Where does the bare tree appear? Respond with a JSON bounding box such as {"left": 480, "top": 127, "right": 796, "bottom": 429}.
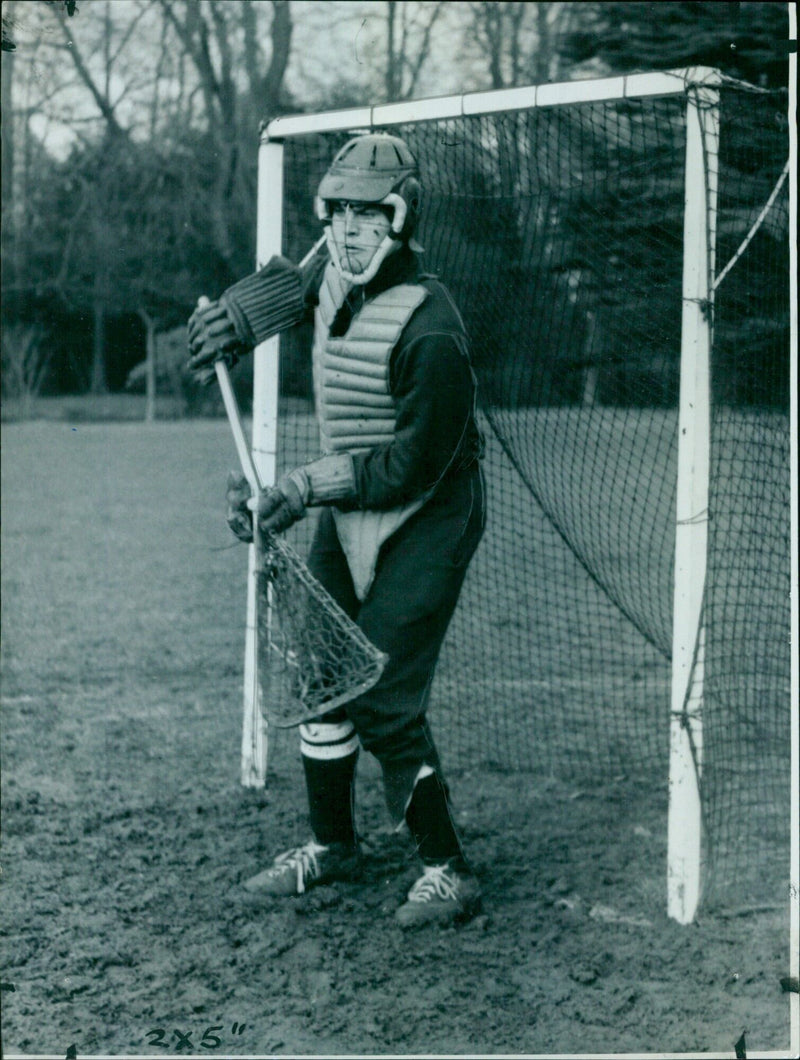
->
{"left": 1, "top": 1, "right": 17, "bottom": 297}
{"left": 465, "top": 1, "right": 578, "bottom": 89}
{"left": 1, "top": 322, "right": 54, "bottom": 417}
{"left": 242, "top": 0, "right": 292, "bottom": 111}
{"left": 3, "top": 0, "right": 294, "bottom": 397}
{"left": 385, "top": 1, "right": 445, "bottom": 100}
{"left": 158, "top": 0, "right": 293, "bottom": 267}
{"left": 468, "top": 1, "right": 527, "bottom": 89}
{"left": 531, "top": 2, "right": 580, "bottom": 83}
{"left": 43, "top": 1, "right": 136, "bottom": 390}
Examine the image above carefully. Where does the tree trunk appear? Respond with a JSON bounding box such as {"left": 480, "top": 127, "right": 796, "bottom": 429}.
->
{"left": 581, "top": 311, "right": 600, "bottom": 408}
{"left": 386, "top": 1, "right": 398, "bottom": 100}
{"left": 1, "top": 5, "right": 15, "bottom": 292}
{"left": 91, "top": 295, "right": 107, "bottom": 394}
{"left": 2, "top": 6, "right": 21, "bottom": 320}
{"left": 263, "top": 1, "right": 292, "bottom": 105}
{"left": 141, "top": 310, "right": 157, "bottom": 422}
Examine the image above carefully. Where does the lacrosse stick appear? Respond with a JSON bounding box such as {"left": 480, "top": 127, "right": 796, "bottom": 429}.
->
{"left": 210, "top": 303, "right": 388, "bottom": 729}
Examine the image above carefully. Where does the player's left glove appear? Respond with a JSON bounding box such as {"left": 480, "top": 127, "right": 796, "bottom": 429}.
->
{"left": 226, "top": 470, "right": 255, "bottom": 542}
{"left": 258, "top": 454, "right": 358, "bottom": 536}
{"left": 257, "top": 476, "right": 307, "bottom": 536}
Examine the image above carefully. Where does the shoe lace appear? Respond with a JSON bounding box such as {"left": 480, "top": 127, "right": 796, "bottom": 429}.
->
{"left": 407, "top": 864, "right": 460, "bottom": 905}
{"left": 273, "top": 840, "right": 328, "bottom": 894}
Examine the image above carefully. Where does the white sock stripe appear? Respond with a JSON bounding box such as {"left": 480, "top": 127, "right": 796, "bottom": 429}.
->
{"left": 301, "top": 733, "right": 360, "bottom": 761}
{"left": 299, "top": 720, "right": 355, "bottom": 744}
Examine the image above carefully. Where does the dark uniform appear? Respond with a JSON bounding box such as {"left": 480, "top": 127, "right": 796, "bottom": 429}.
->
{"left": 309, "top": 244, "right": 484, "bottom": 820}
{"left": 189, "top": 134, "right": 485, "bottom": 927}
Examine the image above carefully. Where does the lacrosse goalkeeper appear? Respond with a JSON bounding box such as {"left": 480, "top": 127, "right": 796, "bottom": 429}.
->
{"left": 188, "top": 133, "right": 485, "bottom": 928}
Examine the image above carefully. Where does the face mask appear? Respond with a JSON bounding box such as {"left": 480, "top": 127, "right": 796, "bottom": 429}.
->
{"left": 321, "top": 194, "right": 409, "bottom": 285}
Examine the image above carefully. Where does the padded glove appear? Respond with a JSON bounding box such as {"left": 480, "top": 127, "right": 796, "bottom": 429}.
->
{"left": 226, "top": 471, "right": 255, "bottom": 543}
{"left": 187, "top": 298, "right": 247, "bottom": 386}
{"left": 257, "top": 473, "right": 308, "bottom": 536}
{"left": 187, "top": 260, "right": 306, "bottom": 385}
{"left": 227, "top": 455, "right": 357, "bottom": 541}
{"left": 257, "top": 455, "right": 357, "bottom": 536}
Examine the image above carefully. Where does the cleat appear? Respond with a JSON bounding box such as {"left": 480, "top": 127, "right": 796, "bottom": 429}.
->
{"left": 395, "top": 861, "right": 482, "bottom": 928}
{"left": 243, "top": 840, "right": 361, "bottom": 897}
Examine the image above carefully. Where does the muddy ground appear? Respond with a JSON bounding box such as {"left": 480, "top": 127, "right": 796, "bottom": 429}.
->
{"left": 1, "top": 420, "right": 795, "bottom": 1058}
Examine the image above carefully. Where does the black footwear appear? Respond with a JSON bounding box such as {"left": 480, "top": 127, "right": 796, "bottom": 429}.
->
{"left": 395, "top": 862, "right": 482, "bottom": 928}
{"left": 243, "top": 840, "right": 361, "bottom": 896}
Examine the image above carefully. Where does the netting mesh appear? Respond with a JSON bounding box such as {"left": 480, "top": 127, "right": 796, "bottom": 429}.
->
{"left": 256, "top": 534, "right": 388, "bottom": 728}
{"left": 268, "top": 78, "right": 791, "bottom": 910}
{"left": 699, "top": 85, "right": 791, "bottom": 908}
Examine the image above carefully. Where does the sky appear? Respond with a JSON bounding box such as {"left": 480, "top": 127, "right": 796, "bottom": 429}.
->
{"left": 8, "top": 1, "right": 599, "bottom": 159}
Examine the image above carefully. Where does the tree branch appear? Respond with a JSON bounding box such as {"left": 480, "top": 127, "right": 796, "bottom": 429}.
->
{"left": 241, "top": 0, "right": 262, "bottom": 98}
{"left": 208, "top": 0, "right": 235, "bottom": 123}
{"left": 402, "top": 2, "right": 445, "bottom": 99}
{"left": 159, "top": 0, "right": 220, "bottom": 125}
{"left": 48, "top": 3, "right": 127, "bottom": 139}
{"left": 108, "top": 3, "right": 149, "bottom": 71}
{"left": 264, "top": 0, "right": 292, "bottom": 108}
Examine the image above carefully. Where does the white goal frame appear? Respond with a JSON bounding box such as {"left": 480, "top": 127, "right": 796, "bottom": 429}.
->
{"left": 242, "top": 67, "right": 724, "bottom": 924}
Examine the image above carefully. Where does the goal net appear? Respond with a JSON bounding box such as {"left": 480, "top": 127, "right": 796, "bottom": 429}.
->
{"left": 247, "top": 69, "right": 792, "bottom": 916}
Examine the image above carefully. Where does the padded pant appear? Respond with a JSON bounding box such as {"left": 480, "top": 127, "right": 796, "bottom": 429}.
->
{"left": 307, "top": 462, "right": 485, "bottom": 822}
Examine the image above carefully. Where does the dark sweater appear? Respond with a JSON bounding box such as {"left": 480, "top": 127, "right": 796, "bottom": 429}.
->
{"left": 224, "top": 245, "right": 484, "bottom": 511}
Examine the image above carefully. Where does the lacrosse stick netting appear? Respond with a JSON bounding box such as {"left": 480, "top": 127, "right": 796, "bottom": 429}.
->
{"left": 256, "top": 533, "right": 388, "bottom": 727}
{"left": 213, "top": 355, "right": 388, "bottom": 729}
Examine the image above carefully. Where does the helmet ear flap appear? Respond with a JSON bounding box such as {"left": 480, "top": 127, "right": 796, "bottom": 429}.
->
{"left": 314, "top": 195, "right": 331, "bottom": 224}
{"left": 396, "top": 176, "right": 422, "bottom": 241}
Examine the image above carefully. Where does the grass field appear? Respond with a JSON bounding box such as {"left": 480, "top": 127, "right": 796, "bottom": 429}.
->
{"left": 1, "top": 415, "right": 796, "bottom": 1057}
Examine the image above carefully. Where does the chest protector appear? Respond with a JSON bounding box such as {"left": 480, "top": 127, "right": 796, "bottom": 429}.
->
{"left": 312, "top": 262, "right": 432, "bottom": 600}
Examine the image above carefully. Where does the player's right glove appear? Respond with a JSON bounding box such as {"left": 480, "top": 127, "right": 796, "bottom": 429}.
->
{"left": 188, "top": 261, "right": 306, "bottom": 384}
{"left": 187, "top": 299, "right": 247, "bottom": 386}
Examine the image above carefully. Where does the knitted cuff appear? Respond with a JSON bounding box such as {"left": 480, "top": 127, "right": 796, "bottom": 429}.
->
{"left": 302, "top": 454, "right": 357, "bottom": 505}
{"left": 221, "top": 256, "right": 305, "bottom": 348}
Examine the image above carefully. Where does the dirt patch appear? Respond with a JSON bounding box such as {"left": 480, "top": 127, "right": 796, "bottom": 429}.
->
{"left": 1, "top": 421, "right": 794, "bottom": 1057}
{"left": 0, "top": 749, "right": 793, "bottom": 1057}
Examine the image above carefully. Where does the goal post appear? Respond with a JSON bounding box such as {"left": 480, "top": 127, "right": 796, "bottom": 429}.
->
{"left": 788, "top": 1, "right": 798, "bottom": 1006}
{"left": 241, "top": 67, "right": 791, "bottom": 922}
{"left": 239, "top": 140, "right": 284, "bottom": 787}
{"left": 667, "top": 77, "right": 720, "bottom": 924}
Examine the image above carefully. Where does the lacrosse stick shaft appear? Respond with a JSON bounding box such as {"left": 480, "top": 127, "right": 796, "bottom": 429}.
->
{"left": 208, "top": 354, "right": 268, "bottom": 787}
{"left": 215, "top": 360, "right": 263, "bottom": 494}
{"left": 207, "top": 236, "right": 327, "bottom": 781}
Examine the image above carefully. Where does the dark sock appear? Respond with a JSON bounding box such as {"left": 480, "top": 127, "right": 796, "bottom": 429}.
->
{"left": 405, "top": 772, "right": 467, "bottom": 870}
{"left": 302, "top": 751, "right": 358, "bottom": 847}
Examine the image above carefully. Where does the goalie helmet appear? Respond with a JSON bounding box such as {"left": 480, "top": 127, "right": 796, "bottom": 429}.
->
{"left": 315, "top": 133, "right": 423, "bottom": 284}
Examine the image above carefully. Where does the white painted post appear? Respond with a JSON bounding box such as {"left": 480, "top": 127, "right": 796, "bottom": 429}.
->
{"left": 240, "top": 137, "right": 284, "bottom": 788}
{"left": 787, "top": 3, "right": 798, "bottom": 1002}
{"left": 667, "top": 79, "right": 720, "bottom": 923}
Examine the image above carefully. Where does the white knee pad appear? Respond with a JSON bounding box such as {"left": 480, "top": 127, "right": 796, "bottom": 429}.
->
{"left": 397, "top": 763, "right": 437, "bottom": 825}
{"left": 413, "top": 763, "right": 435, "bottom": 786}
{"left": 299, "top": 719, "right": 359, "bottom": 761}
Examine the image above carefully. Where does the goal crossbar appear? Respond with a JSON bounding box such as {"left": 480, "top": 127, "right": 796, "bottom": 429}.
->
{"left": 262, "top": 67, "right": 722, "bottom": 142}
